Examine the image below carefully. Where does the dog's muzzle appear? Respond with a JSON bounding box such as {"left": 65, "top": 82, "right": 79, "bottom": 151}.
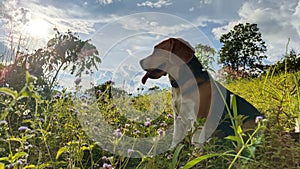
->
{"left": 140, "top": 61, "right": 167, "bottom": 84}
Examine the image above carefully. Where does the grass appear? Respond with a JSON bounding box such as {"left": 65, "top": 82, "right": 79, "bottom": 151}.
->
{"left": 0, "top": 69, "right": 299, "bottom": 168}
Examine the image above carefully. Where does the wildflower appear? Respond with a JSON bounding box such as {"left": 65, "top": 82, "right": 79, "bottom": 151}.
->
{"left": 103, "top": 163, "right": 112, "bottom": 169}
{"left": 27, "top": 144, "right": 33, "bottom": 149}
{"left": 144, "top": 121, "right": 151, "bottom": 127}
{"left": 38, "top": 117, "right": 44, "bottom": 123}
{"left": 134, "top": 130, "right": 140, "bottom": 135}
{"left": 160, "top": 122, "right": 167, "bottom": 127}
{"left": 102, "top": 156, "right": 109, "bottom": 161}
{"left": 113, "top": 128, "right": 122, "bottom": 138}
{"left": 0, "top": 120, "right": 7, "bottom": 125}
{"left": 54, "top": 94, "right": 61, "bottom": 99}
{"left": 157, "top": 129, "right": 164, "bottom": 136}
{"left": 18, "top": 126, "right": 30, "bottom": 131}
{"left": 176, "top": 115, "right": 182, "bottom": 119}
{"left": 127, "top": 148, "right": 135, "bottom": 153}
{"left": 167, "top": 114, "right": 173, "bottom": 118}
{"left": 18, "top": 104, "right": 25, "bottom": 109}
{"left": 16, "top": 159, "right": 23, "bottom": 165}
{"left": 96, "top": 90, "right": 102, "bottom": 95}
{"left": 125, "top": 123, "right": 130, "bottom": 127}
{"left": 23, "top": 109, "right": 30, "bottom": 115}
{"left": 255, "top": 116, "right": 264, "bottom": 123}
{"left": 5, "top": 164, "right": 13, "bottom": 169}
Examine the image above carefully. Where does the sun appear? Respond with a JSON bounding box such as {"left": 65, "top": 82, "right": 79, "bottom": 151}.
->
{"left": 25, "top": 19, "right": 52, "bottom": 38}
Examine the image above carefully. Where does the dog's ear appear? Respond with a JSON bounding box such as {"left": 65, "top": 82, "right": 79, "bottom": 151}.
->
{"left": 169, "top": 38, "right": 194, "bottom": 65}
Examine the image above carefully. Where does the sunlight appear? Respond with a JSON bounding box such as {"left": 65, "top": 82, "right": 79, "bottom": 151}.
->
{"left": 25, "top": 19, "right": 52, "bottom": 38}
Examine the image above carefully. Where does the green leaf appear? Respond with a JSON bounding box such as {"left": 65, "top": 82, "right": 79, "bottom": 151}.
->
{"left": 25, "top": 71, "right": 31, "bottom": 84}
{"left": 172, "top": 144, "right": 184, "bottom": 169}
{"left": 56, "top": 146, "right": 68, "bottom": 160}
{"left": 182, "top": 153, "right": 224, "bottom": 169}
{"left": 24, "top": 165, "right": 36, "bottom": 168}
{"left": 230, "top": 95, "right": 238, "bottom": 118}
{"left": 237, "top": 125, "right": 243, "bottom": 134}
{"left": 0, "top": 157, "right": 9, "bottom": 162}
{"left": 8, "top": 137, "right": 22, "bottom": 143}
{"left": 225, "top": 135, "right": 240, "bottom": 143}
{"left": 0, "top": 163, "right": 4, "bottom": 169}
{"left": 12, "top": 152, "right": 28, "bottom": 161}
{"left": 0, "top": 87, "right": 18, "bottom": 99}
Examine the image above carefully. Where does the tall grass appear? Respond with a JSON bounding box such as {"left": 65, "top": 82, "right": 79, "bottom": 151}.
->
{"left": 0, "top": 69, "right": 299, "bottom": 168}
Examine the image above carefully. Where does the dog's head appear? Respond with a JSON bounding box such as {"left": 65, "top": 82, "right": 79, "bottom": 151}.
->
{"left": 140, "top": 38, "right": 195, "bottom": 84}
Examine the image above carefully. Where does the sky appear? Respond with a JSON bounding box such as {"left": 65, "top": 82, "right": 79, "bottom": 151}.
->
{"left": 1, "top": 0, "right": 300, "bottom": 92}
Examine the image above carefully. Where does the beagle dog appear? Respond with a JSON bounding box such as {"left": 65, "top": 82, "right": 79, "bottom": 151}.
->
{"left": 140, "top": 38, "right": 261, "bottom": 148}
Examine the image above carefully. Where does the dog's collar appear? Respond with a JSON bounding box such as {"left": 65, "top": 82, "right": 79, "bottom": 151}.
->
{"left": 171, "top": 79, "right": 207, "bottom": 88}
{"left": 170, "top": 80, "right": 180, "bottom": 88}
{"left": 170, "top": 56, "right": 209, "bottom": 89}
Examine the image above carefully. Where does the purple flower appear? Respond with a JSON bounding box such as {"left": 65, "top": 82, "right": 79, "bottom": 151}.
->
{"left": 96, "top": 90, "right": 102, "bottom": 95}
{"left": 54, "top": 94, "right": 61, "bottom": 99}
{"left": 157, "top": 129, "right": 164, "bottom": 136}
{"left": 18, "top": 126, "right": 30, "bottom": 131}
{"left": 176, "top": 115, "right": 182, "bottom": 119}
{"left": 167, "top": 114, "right": 173, "bottom": 118}
{"left": 103, "top": 163, "right": 112, "bottom": 169}
{"left": 134, "top": 130, "right": 140, "bottom": 135}
{"left": 127, "top": 149, "right": 135, "bottom": 153}
{"left": 5, "top": 164, "right": 13, "bottom": 169}
{"left": 102, "top": 156, "right": 109, "bottom": 161}
{"left": 160, "top": 122, "right": 167, "bottom": 127}
{"left": 144, "top": 121, "right": 151, "bottom": 127}
{"left": 0, "top": 120, "right": 7, "bottom": 125}
{"left": 16, "top": 159, "right": 23, "bottom": 165}
{"left": 255, "top": 116, "right": 264, "bottom": 123}
{"left": 38, "top": 118, "right": 44, "bottom": 123}
{"left": 113, "top": 129, "right": 122, "bottom": 138}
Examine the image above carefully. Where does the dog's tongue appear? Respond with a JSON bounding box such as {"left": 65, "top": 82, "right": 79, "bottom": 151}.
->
{"left": 142, "top": 72, "right": 151, "bottom": 84}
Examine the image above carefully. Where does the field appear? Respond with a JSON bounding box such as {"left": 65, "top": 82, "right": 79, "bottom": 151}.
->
{"left": 0, "top": 69, "right": 300, "bottom": 169}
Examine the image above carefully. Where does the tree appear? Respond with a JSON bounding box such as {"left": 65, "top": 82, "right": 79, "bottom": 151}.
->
{"left": 219, "top": 23, "right": 267, "bottom": 76}
{"left": 270, "top": 49, "right": 300, "bottom": 74}
{"left": 194, "top": 44, "right": 216, "bottom": 72}
{"left": 0, "top": 29, "right": 101, "bottom": 94}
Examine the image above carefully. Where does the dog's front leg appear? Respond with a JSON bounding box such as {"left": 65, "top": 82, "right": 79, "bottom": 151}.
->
{"left": 171, "top": 98, "right": 197, "bottom": 148}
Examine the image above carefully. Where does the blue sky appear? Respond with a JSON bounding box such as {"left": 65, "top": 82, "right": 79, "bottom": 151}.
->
{"left": 1, "top": 0, "right": 300, "bottom": 91}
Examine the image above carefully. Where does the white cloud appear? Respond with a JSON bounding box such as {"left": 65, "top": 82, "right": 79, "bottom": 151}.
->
{"left": 200, "top": 0, "right": 212, "bottom": 5}
{"left": 96, "top": 0, "right": 114, "bottom": 5}
{"left": 212, "top": 0, "right": 300, "bottom": 62}
{"left": 0, "top": 0, "right": 120, "bottom": 51}
{"left": 137, "top": 0, "right": 172, "bottom": 8}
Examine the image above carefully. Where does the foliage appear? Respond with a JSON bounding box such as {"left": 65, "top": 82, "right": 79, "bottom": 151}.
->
{"left": 194, "top": 44, "right": 216, "bottom": 72}
{"left": 45, "top": 29, "right": 101, "bottom": 88}
{"left": 0, "top": 30, "right": 101, "bottom": 94}
{"left": 270, "top": 49, "right": 300, "bottom": 74}
{"left": 226, "top": 69, "right": 300, "bottom": 168}
{"left": 219, "top": 23, "right": 267, "bottom": 77}
{"left": 0, "top": 68, "right": 300, "bottom": 168}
